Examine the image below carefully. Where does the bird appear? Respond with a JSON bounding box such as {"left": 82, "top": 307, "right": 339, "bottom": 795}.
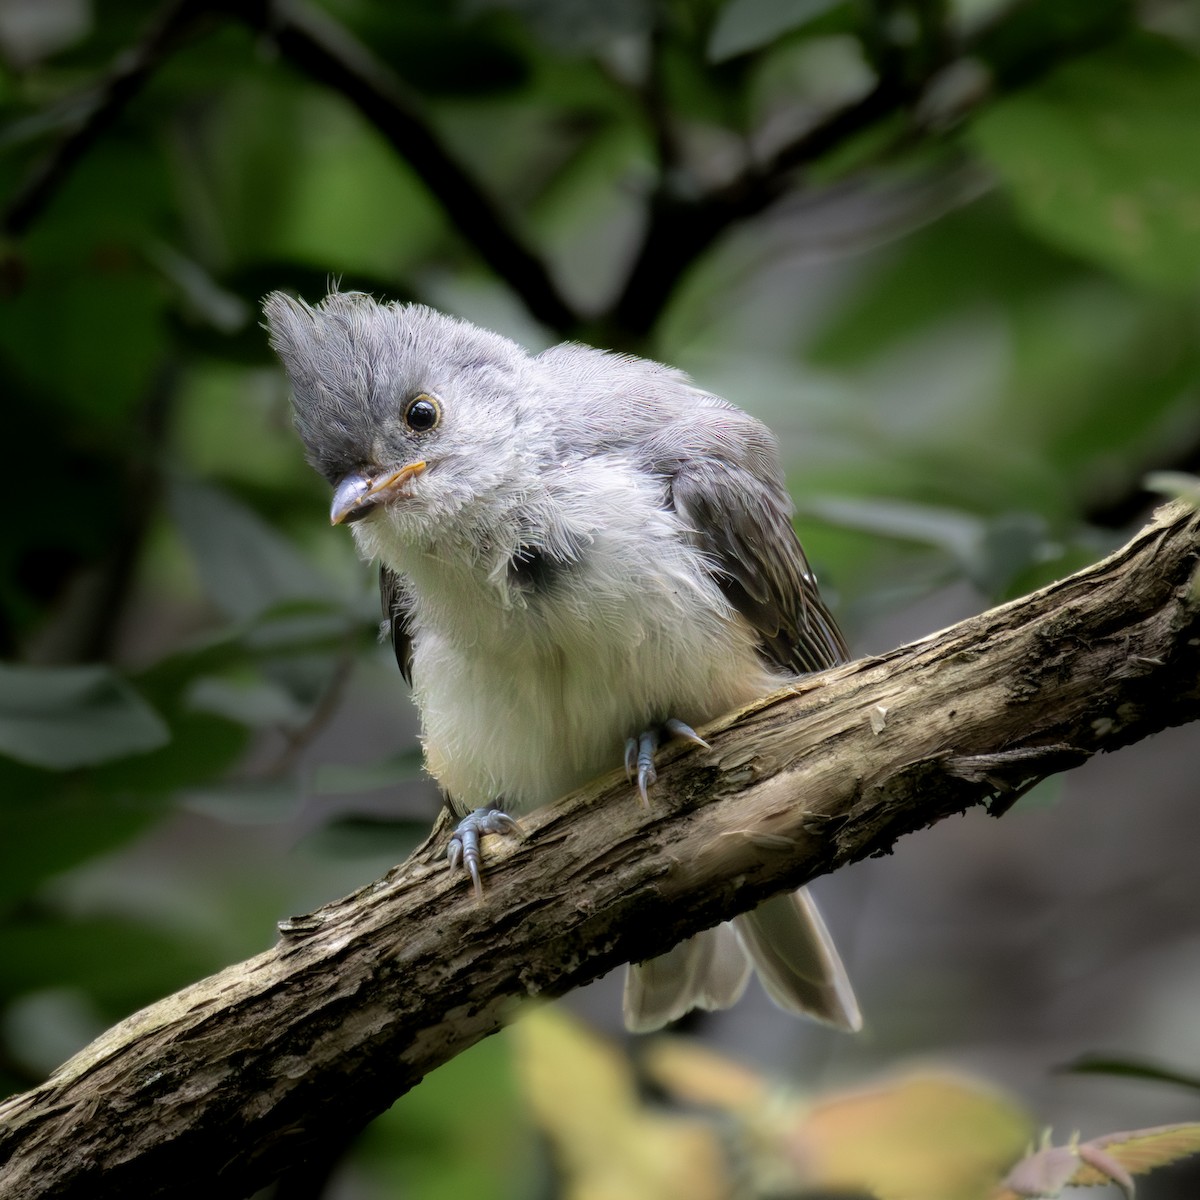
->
{"left": 263, "top": 289, "right": 861, "bottom": 1034}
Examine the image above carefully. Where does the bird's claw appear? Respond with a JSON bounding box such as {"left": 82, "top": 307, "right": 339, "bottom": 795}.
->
{"left": 623, "top": 718, "right": 711, "bottom": 806}
{"left": 447, "top": 806, "right": 521, "bottom": 900}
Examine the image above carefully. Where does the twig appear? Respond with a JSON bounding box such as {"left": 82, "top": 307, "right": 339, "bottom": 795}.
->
{"left": 607, "top": 0, "right": 1131, "bottom": 337}
{"left": 75, "top": 359, "right": 180, "bottom": 663}
{"left": 240, "top": 0, "right": 579, "bottom": 335}
{"left": 608, "top": 78, "right": 905, "bottom": 336}
{"left": 2, "top": 0, "right": 212, "bottom": 238}
{"left": 262, "top": 636, "right": 357, "bottom": 778}
{"left": 0, "top": 501, "right": 1197, "bottom": 1200}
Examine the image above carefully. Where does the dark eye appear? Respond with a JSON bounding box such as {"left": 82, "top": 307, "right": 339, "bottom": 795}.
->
{"left": 403, "top": 394, "right": 441, "bottom": 432}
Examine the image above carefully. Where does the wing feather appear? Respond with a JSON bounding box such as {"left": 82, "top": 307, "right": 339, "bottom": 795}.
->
{"left": 379, "top": 565, "right": 416, "bottom": 685}
{"left": 668, "top": 454, "right": 847, "bottom": 676}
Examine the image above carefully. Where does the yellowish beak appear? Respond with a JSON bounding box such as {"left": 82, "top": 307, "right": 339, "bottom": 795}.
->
{"left": 330, "top": 461, "right": 427, "bottom": 525}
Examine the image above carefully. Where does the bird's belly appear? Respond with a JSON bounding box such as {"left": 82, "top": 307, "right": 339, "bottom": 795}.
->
{"left": 414, "top": 601, "right": 782, "bottom": 815}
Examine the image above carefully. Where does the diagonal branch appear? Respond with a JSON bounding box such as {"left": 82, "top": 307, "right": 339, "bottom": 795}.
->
{"left": 2, "top": 0, "right": 580, "bottom": 334}
{"left": 240, "top": 0, "right": 579, "bottom": 334}
{"left": 607, "top": 77, "right": 905, "bottom": 336}
{"left": 0, "top": 502, "right": 1198, "bottom": 1199}
{"left": 607, "top": 0, "right": 1133, "bottom": 337}
{"left": 2, "top": 0, "right": 212, "bottom": 238}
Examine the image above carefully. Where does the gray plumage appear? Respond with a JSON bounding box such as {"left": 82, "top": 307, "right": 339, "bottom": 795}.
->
{"left": 264, "top": 289, "right": 860, "bottom": 1034}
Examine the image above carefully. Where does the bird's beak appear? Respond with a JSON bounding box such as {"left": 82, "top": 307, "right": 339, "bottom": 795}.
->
{"left": 330, "top": 462, "right": 427, "bottom": 526}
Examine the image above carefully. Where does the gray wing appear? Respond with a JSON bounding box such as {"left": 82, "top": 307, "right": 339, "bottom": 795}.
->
{"left": 668, "top": 455, "right": 848, "bottom": 676}
{"left": 379, "top": 565, "right": 416, "bottom": 685}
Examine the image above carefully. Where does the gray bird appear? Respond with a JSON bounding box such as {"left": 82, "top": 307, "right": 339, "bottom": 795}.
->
{"left": 264, "top": 290, "right": 861, "bottom": 1034}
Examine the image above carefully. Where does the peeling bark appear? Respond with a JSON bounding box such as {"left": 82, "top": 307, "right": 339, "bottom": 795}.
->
{"left": 1, "top": 502, "right": 1198, "bottom": 1199}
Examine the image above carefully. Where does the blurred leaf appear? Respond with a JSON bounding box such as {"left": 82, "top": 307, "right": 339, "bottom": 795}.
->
{"left": 82, "top": 641, "right": 253, "bottom": 797}
{"left": 472, "top": 0, "right": 652, "bottom": 52}
{"left": 1145, "top": 469, "right": 1200, "bottom": 510}
{"left": 0, "top": 913, "right": 216, "bottom": 1016}
{"left": 2, "top": 988, "right": 107, "bottom": 1082}
{"left": 799, "top": 1073, "right": 1031, "bottom": 1200}
{"left": 356, "top": 1029, "right": 532, "bottom": 1200}
{"left": 179, "top": 780, "right": 302, "bottom": 825}
{"left": 168, "top": 477, "right": 341, "bottom": 623}
{"left": 1058, "top": 1053, "right": 1200, "bottom": 1094}
{"left": 807, "top": 198, "right": 1085, "bottom": 369}
{"left": 311, "top": 749, "right": 425, "bottom": 795}
{"left": 335, "top": 2, "right": 532, "bottom": 95}
{"left": 0, "top": 787, "right": 164, "bottom": 908}
{"left": 970, "top": 35, "right": 1200, "bottom": 288}
{"left": 797, "top": 497, "right": 1056, "bottom": 595}
{"left": 0, "top": 133, "right": 170, "bottom": 428}
{"left": 195, "top": 78, "right": 446, "bottom": 276}
{"left": 185, "top": 674, "right": 311, "bottom": 729}
{"left": 799, "top": 495, "right": 986, "bottom": 560}
{"left": 640, "top": 1038, "right": 772, "bottom": 1112}
{"left": 300, "top": 814, "right": 427, "bottom": 859}
{"left": 512, "top": 1007, "right": 732, "bottom": 1200}
{"left": 976, "top": 512, "right": 1056, "bottom": 596}
{"left": 708, "top": 0, "right": 843, "bottom": 62}
{"left": 645, "top": 1041, "right": 1031, "bottom": 1200}
{"left": 0, "top": 663, "right": 168, "bottom": 770}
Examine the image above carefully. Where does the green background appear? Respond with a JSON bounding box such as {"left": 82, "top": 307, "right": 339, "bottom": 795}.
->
{"left": 2, "top": 0, "right": 1200, "bottom": 1195}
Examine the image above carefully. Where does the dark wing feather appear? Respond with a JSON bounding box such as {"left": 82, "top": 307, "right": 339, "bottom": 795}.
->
{"left": 669, "top": 458, "right": 848, "bottom": 676}
{"left": 379, "top": 565, "right": 416, "bottom": 685}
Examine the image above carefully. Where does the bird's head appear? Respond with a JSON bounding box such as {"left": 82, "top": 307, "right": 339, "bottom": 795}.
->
{"left": 263, "top": 291, "right": 539, "bottom": 557}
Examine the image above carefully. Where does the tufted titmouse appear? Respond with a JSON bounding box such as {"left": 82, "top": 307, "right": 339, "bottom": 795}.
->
{"left": 264, "top": 290, "right": 860, "bottom": 1034}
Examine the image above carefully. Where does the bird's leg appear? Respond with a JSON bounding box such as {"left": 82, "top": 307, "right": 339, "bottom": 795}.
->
{"left": 446, "top": 805, "right": 521, "bottom": 900}
{"left": 624, "top": 718, "right": 711, "bottom": 806}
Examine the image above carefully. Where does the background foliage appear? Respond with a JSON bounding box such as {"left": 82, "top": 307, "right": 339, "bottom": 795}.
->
{"left": 2, "top": 0, "right": 1200, "bottom": 1196}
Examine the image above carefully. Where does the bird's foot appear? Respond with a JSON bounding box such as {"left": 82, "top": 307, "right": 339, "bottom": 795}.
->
{"left": 447, "top": 806, "right": 521, "bottom": 900}
{"left": 624, "top": 718, "right": 711, "bottom": 806}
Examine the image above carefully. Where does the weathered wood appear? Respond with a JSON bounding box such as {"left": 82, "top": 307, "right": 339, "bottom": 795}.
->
{"left": 1, "top": 501, "right": 1198, "bottom": 1199}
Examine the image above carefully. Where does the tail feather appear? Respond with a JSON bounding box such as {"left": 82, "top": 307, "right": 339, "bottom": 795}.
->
{"left": 622, "top": 887, "right": 860, "bottom": 1033}
{"left": 623, "top": 923, "right": 751, "bottom": 1033}
{"left": 733, "top": 889, "right": 861, "bottom": 1032}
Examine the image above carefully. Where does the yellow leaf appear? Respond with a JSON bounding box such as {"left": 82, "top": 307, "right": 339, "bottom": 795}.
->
{"left": 647, "top": 1040, "right": 1031, "bottom": 1200}
{"left": 511, "top": 1008, "right": 731, "bottom": 1200}
{"left": 641, "top": 1038, "right": 773, "bottom": 1114}
{"left": 797, "top": 1072, "right": 1032, "bottom": 1200}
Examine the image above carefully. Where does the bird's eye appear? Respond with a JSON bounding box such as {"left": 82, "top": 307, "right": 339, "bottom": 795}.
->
{"left": 403, "top": 394, "right": 441, "bottom": 432}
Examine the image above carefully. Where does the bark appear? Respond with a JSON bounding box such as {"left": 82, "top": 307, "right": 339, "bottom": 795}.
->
{"left": 1, "top": 501, "right": 1198, "bottom": 1199}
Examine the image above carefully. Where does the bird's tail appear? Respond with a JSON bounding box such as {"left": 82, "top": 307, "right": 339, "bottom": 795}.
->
{"left": 622, "top": 887, "right": 860, "bottom": 1033}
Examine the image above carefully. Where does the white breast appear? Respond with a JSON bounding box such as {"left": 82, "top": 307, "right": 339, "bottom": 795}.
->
{"left": 387, "top": 459, "right": 785, "bottom": 813}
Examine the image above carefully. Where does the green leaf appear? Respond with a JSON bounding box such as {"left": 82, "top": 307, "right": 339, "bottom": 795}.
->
{"left": 798, "top": 495, "right": 987, "bottom": 561}
{"left": 301, "top": 815, "right": 427, "bottom": 860}
{"left": 1145, "top": 470, "right": 1200, "bottom": 510}
{"left": 708, "top": 0, "right": 842, "bottom": 61}
{"left": 0, "top": 788, "right": 164, "bottom": 907}
{"left": 185, "top": 674, "right": 311, "bottom": 729}
{"left": 178, "top": 780, "right": 302, "bottom": 825}
{"left": 0, "top": 664, "right": 169, "bottom": 770}
{"left": 0, "top": 914, "right": 216, "bottom": 1015}
{"left": 970, "top": 35, "right": 1200, "bottom": 289}
{"left": 1058, "top": 1054, "right": 1200, "bottom": 1094}
{"left": 808, "top": 197, "right": 1082, "bottom": 369}
{"left": 168, "top": 478, "right": 341, "bottom": 623}
{"left": 475, "top": 0, "right": 652, "bottom": 53}
{"left": 311, "top": 749, "right": 425, "bottom": 795}
{"left": 356, "top": 1031, "right": 531, "bottom": 1200}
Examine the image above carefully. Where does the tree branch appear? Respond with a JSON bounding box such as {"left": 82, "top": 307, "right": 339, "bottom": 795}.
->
{"left": 241, "top": 0, "right": 579, "bottom": 335}
{"left": 607, "top": 0, "right": 1133, "bottom": 337}
{"left": 2, "top": 0, "right": 212, "bottom": 238}
{"left": 1, "top": 502, "right": 1198, "bottom": 1199}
